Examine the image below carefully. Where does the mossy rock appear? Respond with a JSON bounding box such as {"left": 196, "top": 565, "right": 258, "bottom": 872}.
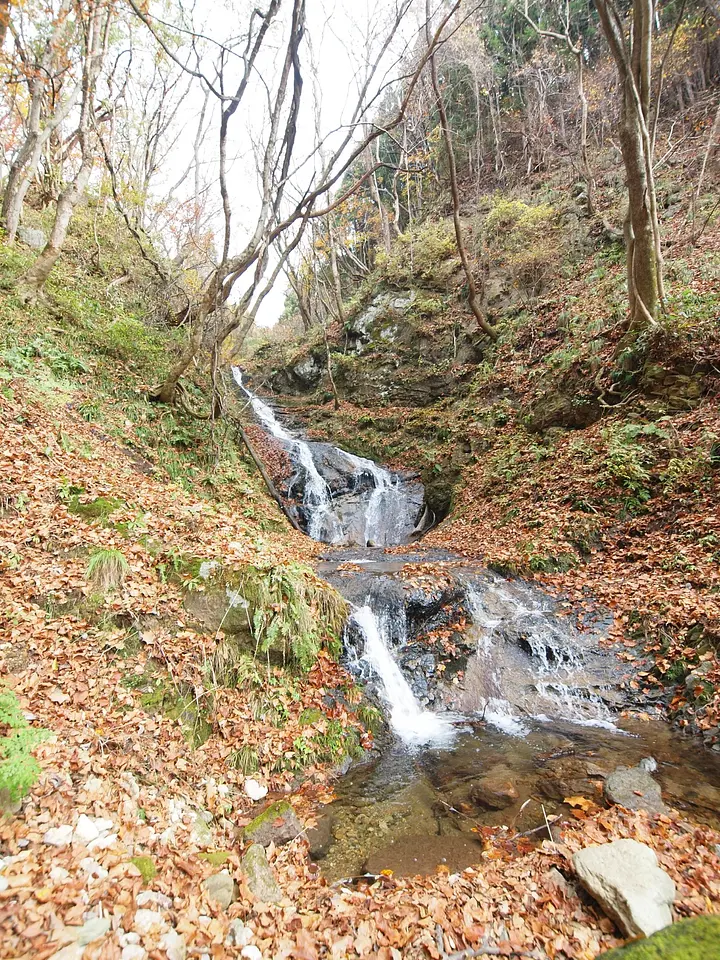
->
{"left": 68, "top": 495, "right": 124, "bottom": 521}
{"left": 243, "top": 800, "right": 302, "bottom": 847}
{"left": 599, "top": 915, "right": 720, "bottom": 959}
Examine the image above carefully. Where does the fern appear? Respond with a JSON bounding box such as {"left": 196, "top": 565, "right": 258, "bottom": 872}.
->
{"left": 0, "top": 689, "right": 50, "bottom": 803}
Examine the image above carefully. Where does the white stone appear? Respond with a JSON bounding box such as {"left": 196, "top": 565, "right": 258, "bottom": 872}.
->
{"left": 133, "top": 908, "right": 168, "bottom": 936}
{"left": 79, "top": 858, "right": 109, "bottom": 881}
{"left": 160, "top": 928, "right": 186, "bottom": 960}
{"left": 77, "top": 916, "right": 111, "bottom": 945}
{"left": 244, "top": 779, "right": 268, "bottom": 802}
{"left": 88, "top": 832, "right": 118, "bottom": 851}
{"left": 50, "top": 945, "right": 83, "bottom": 960}
{"left": 0, "top": 877, "right": 8, "bottom": 893}
{"left": 136, "top": 890, "right": 172, "bottom": 910}
{"left": 573, "top": 839, "right": 675, "bottom": 938}
{"left": 50, "top": 866, "right": 71, "bottom": 884}
{"left": 226, "top": 919, "right": 252, "bottom": 948}
{"left": 241, "top": 947, "right": 262, "bottom": 960}
{"left": 122, "top": 947, "right": 147, "bottom": 960}
{"left": 73, "top": 815, "right": 101, "bottom": 845}
{"left": 44, "top": 825, "right": 74, "bottom": 847}
{"left": 119, "top": 932, "right": 141, "bottom": 946}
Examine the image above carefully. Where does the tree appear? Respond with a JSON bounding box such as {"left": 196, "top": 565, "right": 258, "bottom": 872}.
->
{"left": 19, "top": 0, "right": 113, "bottom": 298}
{"left": 594, "top": 0, "right": 665, "bottom": 329}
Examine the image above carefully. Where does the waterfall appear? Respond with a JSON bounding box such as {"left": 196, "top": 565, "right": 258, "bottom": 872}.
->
{"left": 464, "top": 581, "right": 616, "bottom": 734}
{"left": 350, "top": 605, "right": 457, "bottom": 747}
{"left": 232, "top": 367, "right": 340, "bottom": 541}
{"left": 232, "top": 367, "right": 422, "bottom": 545}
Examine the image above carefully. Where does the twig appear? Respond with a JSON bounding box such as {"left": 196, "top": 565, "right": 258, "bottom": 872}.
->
{"left": 435, "top": 923, "right": 542, "bottom": 960}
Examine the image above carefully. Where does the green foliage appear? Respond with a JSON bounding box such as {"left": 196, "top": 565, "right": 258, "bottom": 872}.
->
{"left": 229, "top": 745, "right": 259, "bottom": 775}
{"left": 240, "top": 563, "right": 348, "bottom": 671}
{"left": 376, "top": 220, "right": 458, "bottom": 288}
{"left": 598, "top": 422, "right": 668, "bottom": 509}
{"left": 0, "top": 688, "right": 50, "bottom": 804}
{"left": 86, "top": 547, "right": 129, "bottom": 590}
{"left": 484, "top": 197, "right": 562, "bottom": 295}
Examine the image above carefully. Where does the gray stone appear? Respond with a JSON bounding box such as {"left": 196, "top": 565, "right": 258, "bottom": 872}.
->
{"left": 605, "top": 766, "right": 667, "bottom": 814}
{"left": 77, "top": 916, "right": 111, "bottom": 945}
{"left": 17, "top": 226, "right": 47, "bottom": 250}
{"left": 638, "top": 756, "right": 658, "bottom": 773}
{"left": 241, "top": 843, "right": 282, "bottom": 903}
{"left": 243, "top": 800, "right": 302, "bottom": 847}
{"left": 306, "top": 813, "right": 334, "bottom": 859}
{"left": 572, "top": 838, "right": 675, "bottom": 937}
{"left": 225, "top": 918, "right": 252, "bottom": 948}
{"left": 202, "top": 871, "right": 238, "bottom": 910}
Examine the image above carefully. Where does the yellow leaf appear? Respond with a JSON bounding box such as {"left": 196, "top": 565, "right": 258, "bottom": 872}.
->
{"left": 564, "top": 795, "right": 595, "bottom": 811}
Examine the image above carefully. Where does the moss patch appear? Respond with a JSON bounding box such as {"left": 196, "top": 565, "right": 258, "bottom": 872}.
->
{"left": 129, "top": 856, "right": 157, "bottom": 884}
{"left": 598, "top": 915, "right": 720, "bottom": 958}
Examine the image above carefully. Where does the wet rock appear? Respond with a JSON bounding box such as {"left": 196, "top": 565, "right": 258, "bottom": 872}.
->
{"left": 307, "top": 813, "right": 334, "bottom": 859}
{"left": 243, "top": 800, "right": 302, "bottom": 847}
{"left": 598, "top": 914, "right": 720, "bottom": 958}
{"left": 241, "top": 843, "right": 282, "bottom": 903}
{"left": 292, "top": 355, "right": 322, "bottom": 386}
{"left": 538, "top": 757, "right": 607, "bottom": 802}
{"left": 202, "top": 871, "right": 238, "bottom": 910}
{"left": 470, "top": 774, "right": 518, "bottom": 810}
{"left": 364, "top": 833, "right": 483, "bottom": 877}
{"left": 573, "top": 839, "right": 675, "bottom": 937}
{"left": 605, "top": 766, "right": 667, "bottom": 814}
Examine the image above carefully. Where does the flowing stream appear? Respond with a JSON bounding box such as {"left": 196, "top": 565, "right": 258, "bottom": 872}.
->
{"left": 236, "top": 370, "right": 720, "bottom": 878}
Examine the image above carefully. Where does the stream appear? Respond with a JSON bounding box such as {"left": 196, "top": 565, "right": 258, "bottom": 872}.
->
{"left": 234, "top": 370, "right": 720, "bottom": 879}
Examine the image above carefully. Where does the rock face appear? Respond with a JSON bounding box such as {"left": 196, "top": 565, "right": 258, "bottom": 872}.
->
{"left": 597, "top": 914, "right": 720, "bottom": 958}
{"left": 241, "top": 844, "right": 282, "bottom": 903}
{"left": 243, "top": 800, "right": 302, "bottom": 847}
{"left": 605, "top": 766, "right": 668, "bottom": 814}
{"left": 572, "top": 839, "right": 676, "bottom": 938}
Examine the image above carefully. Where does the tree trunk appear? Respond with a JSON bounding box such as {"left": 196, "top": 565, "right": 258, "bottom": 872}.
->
{"left": 153, "top": 307, "right": 207, "bottom": 403}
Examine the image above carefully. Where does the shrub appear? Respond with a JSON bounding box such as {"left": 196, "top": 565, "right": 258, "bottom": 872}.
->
{"left": 376, "top": 220, "right": 459, "bottom": 288}
{"left": 0, "top": 688, "right": 50, "bottom": 804}
{"left": 484, "top": 197, "right": 562, "bottom": 296}
{"left": 86, "top": 547, "right": 129, "bottom": 590}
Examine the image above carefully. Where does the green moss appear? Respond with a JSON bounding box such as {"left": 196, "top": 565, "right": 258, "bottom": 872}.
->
{"left": 129, "top": 856, "right": 157, "bottom": 884}
{"left": 598, "top": 915, "right": 720, "bottom": 959}
{"left": 244, "top": 800, "right": 293, "bottom": 841}
{"left": 199, "top": 850, "right": 231, "bottom": 866}
{"left": 68, "top": 495, "right": 124, "bottom": 521}
{"left": 298, "top": 708, "right": 323, "bottom": 726}
{"left": 140, "top": 680, "right": 212, "bottom": 746}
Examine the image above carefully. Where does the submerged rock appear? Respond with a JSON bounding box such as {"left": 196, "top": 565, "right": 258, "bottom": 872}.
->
{"left": 605, "top": 766, "right": 668, "bottom": 814}
{"left": 470, "top": 773, "right": 518, "bottom": 810}
{"left": 597, "top": 914, "right": 720, "bottom": 958}
{"left": 243, "top": 800, "right": 302, "bottom": 847}
{"left": 573, "top": 839, "right": 675, "bottom": 938}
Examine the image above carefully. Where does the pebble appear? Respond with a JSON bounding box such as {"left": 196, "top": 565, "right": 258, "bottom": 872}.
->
{"left": 133, "top": 909, "right": 168, "bottom": 936}
{"left": 77, "top": 916, "right": 111, "bottom": 945}
{"left": 121, "top": 947, "right": 146, "bottom": 960}
{"left": 160, "top": 929, "right": 186, "bottom": 960}
{"left": 44, "top": 825, "right": 74, "bottom": 847}
{"left": 119, "top": 933, "right": 141, "bottom": 946}
{"left": 79, "top": 858, "right": 108, "bottom": 881}
{"left": 136, "top": 890, "right": 173, "bottom": 910}
{"left": 241, "top": 947, "right": 263, "bottom": 960}
{"left": 226, "top": 919, "right": 252, "bottom": 948}
{"left": 50, "top": 866, "right": 71, "bottom": 884}
{"left": 0, "top": 877, "right": 8, "bottom": 893}
{"left": 244, "top": 779, "right": 268, "bottom": 802}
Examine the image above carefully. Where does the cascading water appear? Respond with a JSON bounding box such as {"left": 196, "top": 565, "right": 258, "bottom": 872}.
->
{"left": 457, "top": 579, "right": 617, "bottom": 734}
{"left": 232, "top": 367, "right": 423, "bottom": 545}
{"left": 349, "top": 605, "right": 457, "bottom": 747}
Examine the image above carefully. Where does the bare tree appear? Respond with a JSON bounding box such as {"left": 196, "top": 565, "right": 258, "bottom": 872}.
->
{"left": 19, "top": 0, "right": 112, "bottom": 297}
{"left": 426, "top": 0, "right": 496, "bottom": 340}
{"left": 595, "top": 0, "right": 665, "bottom": 329}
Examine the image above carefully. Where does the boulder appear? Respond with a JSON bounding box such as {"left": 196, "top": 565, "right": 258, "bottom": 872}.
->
{"left": 597, "top": 914, "right": 720, "bottom": 958}
{"left": 470, "top": 775, "right": 518, "bottom": 810}
{"left": 241, "top": 843, "right": 282, "bottom": 903}
{"left": 17, "top": 226, "right": 47, "bottom": 250}
{"left": 605, "top": 766, "right": 668, "bottom": 814}
{"left": 243, "top": 800, "right": 302, "bottom": 847}
{"left": 573, "top": 839, "right": 675, "bottom": 938}
{"left": 202, "top": 871, "right": 237, "bottom": 910}
{"left": 306, "top": 813, "right": 334, "bottom": 859}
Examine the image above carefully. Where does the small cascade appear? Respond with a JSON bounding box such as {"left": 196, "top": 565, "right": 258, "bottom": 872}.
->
{"left": 460, "top": 579, "right": 616, "bottom": 734}
{"left": 349, "top": 604, "right": 457, "bottom": 747}
{"left": 232, "top": 368, "right": 424, "bottom": 545}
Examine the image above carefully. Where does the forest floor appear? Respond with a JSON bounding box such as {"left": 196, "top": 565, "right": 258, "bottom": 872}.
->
{"left": 2, "top": 369, "right": 720, "bottom": 960}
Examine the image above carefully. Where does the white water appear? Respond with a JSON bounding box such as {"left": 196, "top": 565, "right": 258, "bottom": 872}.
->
{"left": 465, "top": 582, "right": 616, "bottom": 734}
{"left": 350, "top": 605, "right": 457, "bottom": 747}
{"left": 232, "top": 367, "right": 340, "bottom": 540}
{"left": 232, "top": 367, "right": 414, "bottom": 545}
